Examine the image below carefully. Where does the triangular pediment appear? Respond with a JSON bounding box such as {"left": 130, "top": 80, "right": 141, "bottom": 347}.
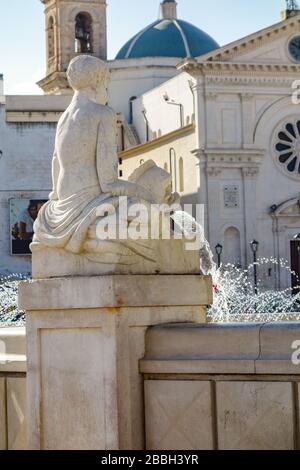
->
{"left": 275, "top": 197, "right": 300, "bottom": 216}
{"left": 198, "top": 14, "right": 300, "bottom": 64}
{"left": 255, "top": 46, "right": 284, "bottom": 61}
{"left": 281, "top": 203, "right": 300, "bottom": 215}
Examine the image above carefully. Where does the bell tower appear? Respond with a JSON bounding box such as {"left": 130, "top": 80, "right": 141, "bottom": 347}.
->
{"left": 38, "top": 0, "right": 107, "bottom": 94}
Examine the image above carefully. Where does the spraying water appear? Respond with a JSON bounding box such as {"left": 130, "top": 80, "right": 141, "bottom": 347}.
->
{"left": 208, "top": 258, "right": 300, "bottom": 323}
{"left": 0, "top": 274, "right": 27, "bottom": 326}
{"left": 171, "top": 211, "right": 300, "bottom": 322}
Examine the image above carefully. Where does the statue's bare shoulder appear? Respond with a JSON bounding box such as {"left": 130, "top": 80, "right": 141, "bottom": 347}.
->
{"left": 84, "top": 101, "right": 116, "bottom": 126}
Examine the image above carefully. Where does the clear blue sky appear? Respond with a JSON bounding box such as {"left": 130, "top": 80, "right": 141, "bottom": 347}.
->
{"left": 0, "top": 0, "right": 287, "bottom": 94}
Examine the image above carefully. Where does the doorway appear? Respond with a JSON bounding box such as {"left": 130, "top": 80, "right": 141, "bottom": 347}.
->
{"left": 290, "top": 240, "right": 300, "bottom": 295}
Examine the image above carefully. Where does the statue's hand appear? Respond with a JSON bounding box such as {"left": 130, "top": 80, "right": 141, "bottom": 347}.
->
{"left": 49, "top": 190, "right": 58, "bottom": 201}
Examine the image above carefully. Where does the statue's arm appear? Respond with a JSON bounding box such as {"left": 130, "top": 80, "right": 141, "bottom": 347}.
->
{"left": 49, "top": 150, "right": 60, "bottom": 201}
{"left": 96, "top": 111, "right": 153, "bottom": 202}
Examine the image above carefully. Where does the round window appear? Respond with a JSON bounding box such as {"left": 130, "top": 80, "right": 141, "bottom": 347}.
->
{"left": 274, "top": 120, "right": 300, "bottom": 178}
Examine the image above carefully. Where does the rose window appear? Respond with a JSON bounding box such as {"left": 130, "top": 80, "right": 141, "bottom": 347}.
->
{"left": 275, "top": 122, "right": 300, "bottom": 176}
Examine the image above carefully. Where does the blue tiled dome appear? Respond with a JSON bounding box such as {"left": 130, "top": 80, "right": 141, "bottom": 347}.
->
{"left": 115, "top": 18, "right": 219, "bottom": 60}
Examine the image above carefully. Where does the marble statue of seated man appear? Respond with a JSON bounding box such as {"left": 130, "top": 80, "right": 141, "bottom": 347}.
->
{"left": 31, "top": 55, "right": 203, "bottom": 278}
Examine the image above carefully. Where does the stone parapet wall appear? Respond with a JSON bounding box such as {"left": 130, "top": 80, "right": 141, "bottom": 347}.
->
{"left": 3, "top": 322, "right": 300, "bottom": 449}
{"left": 0, "top": 327, "right": 26, "bottom": 450}
{"left": 141, "top": 322, "right": 300, "bottom": 450}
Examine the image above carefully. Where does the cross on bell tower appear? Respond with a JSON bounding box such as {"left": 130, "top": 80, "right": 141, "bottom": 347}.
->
{"left": 286, "top": 0, "right": 299, "bottom": 10}
{"left": 282, "top": 0, "right": 300, "bottom": 20}
{"left": 38, "top": 0, "right": 107, "bottom": 94}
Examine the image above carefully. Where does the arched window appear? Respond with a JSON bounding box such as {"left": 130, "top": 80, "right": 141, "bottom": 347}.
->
{"left": 179, "top": 157, "right": 184, "bottom": 192}
{"left": 169, "top": 148, "right": 177, "bottom": 192}
{"left": 224, "top": 227, "right": 241, "bottom": 266}
{"left": 75, "top": 13, "right": 93, "bottom": 53}
{"left": 47, "top": 16, "right": 55, "bottom": 59}
{"left": 129, "top": 96, "right": 137, "bottom": 124}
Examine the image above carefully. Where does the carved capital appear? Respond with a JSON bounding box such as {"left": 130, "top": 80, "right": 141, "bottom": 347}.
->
{"left": 206, "top": 92, "right": 218, "bottom": 101}
{"left": 242, "top": 167, "right": 259, "bottom": 178}
{"left": 241, "top": 93, "right": 254, "bottom": 101}
{"left": 206, "top": 167, "right": 222, "bottom": 177}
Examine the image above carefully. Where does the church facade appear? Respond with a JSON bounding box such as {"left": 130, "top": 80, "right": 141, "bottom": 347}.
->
{"left": 1, "top": 0, "right": 300, "bottom": 290}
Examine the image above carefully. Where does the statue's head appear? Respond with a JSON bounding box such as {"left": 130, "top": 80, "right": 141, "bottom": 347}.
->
{"left": 67, "top": 55, "right": 110, "bottom": 104}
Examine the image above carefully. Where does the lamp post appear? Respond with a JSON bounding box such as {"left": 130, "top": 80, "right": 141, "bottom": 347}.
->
{"left": 163, "top": 93, "right": 184, "bottom": 127}
{"left": 141, "top": 108, "right": 149, "bottom": 142}
{"left": 215, "top": 243, "right": 223, "bottom": 269}
{"left": 250, "top": 240, "right": 259, "bottom": 294}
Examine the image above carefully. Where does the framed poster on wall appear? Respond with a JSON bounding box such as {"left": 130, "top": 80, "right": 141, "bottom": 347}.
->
{"left": 10, "top": 199, "right": 47, "bottom": 255}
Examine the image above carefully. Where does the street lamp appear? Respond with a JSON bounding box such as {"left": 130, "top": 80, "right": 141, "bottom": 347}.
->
{"left": 250, "top": 240, "right": 259, "bottom": 294}
{"left": 163, "top": 93, "right": 184, "bottom": 127}
{"left": 141, "top": 108, "right": 150, "bottom": 142}
{"left": 215, "top": 243, "right": 223, "bottom": 269}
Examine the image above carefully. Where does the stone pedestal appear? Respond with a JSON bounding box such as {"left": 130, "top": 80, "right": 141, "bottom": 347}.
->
{"left": 19, "top": 274, "right": 212, "bottom": 450}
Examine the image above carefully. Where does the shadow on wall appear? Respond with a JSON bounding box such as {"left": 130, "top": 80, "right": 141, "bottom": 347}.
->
{"left": 133, "top": 82, "right": 195, "bottom": 144}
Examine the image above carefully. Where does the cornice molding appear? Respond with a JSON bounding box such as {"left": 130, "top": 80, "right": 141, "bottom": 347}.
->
{"left": 180, "top": 61, "right": 300, "bottom": 88}
{"left": 193, "top": 148, "right": 264, "bottom": 172}
{"left": 119, "top": 124, "right": 195, "bottom": 159}
{"left": 37, "top": 72, "right": 71, "bottom": 94}
{"left": 193, "top": 148, "right": 265, "bottom": 157}
{"left": 181, "top": 60, "right": 300, "bottom": 74}
{"left": 205, "top": 164, "right": 260, "bottom": 178}
{"left": 206, "top": 77, "right": 296, "bottom": 87}
{"left": 6, "top": 111, "right": 62, "bottom": 123}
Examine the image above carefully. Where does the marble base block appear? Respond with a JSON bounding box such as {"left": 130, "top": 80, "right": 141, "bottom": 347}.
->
{"left": 31, "top": 240, "right": 201, "bottom": 279}
{"left": 19, "top": 274, "right": 212, "bottom": 450}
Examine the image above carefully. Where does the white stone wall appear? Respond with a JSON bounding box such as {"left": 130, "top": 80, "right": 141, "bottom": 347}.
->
{"left": 109, "top": 57, "right": 179, "bottom": 123}
{"left": 132, "top": 72, "right": 195, "bottom": 143}
{"left": 0, "top": 105, "right": 55, "bottom": 274}
{"left": 121, "top": 127, "right": 198, "bottom": 206}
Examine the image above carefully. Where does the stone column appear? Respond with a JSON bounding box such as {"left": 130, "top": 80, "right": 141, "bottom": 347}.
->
{"left": 242, "top": 167, "right": 259, "bottom": 265}
{"left": 193, "top": 78, "right": 206, "bottom": 150}
{"left": 241, "top": 93, "right": 255, "bottom": 148}
{"left": 19, "top": 274, "right": 212, "bottom": 450}
{"left": 206, "top": 167, "right": 223, "bottom": 246}
{"left": 192, "top": 149, "right": 209, "bottom": 239}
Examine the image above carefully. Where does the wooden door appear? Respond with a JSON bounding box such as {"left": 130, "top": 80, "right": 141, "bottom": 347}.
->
{"left": 290, "top": 240, "right": 300, "bottom": 295}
